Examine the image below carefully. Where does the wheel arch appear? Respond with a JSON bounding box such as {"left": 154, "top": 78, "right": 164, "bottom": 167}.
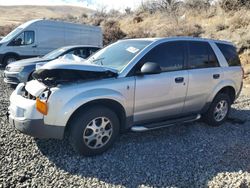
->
{"left": 65, "top": 99, "right": 127, "bottom": 134}
{"left": 2, "top": 52, "right": 20, "bottom": 65}
{"left": 3, "top": 52, "right": 20, "bottom": 60}
{"left": 207, "top": 83, "right": 236, "bottom": 110}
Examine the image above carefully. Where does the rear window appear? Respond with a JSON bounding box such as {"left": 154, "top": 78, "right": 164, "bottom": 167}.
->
{"left": 188, "top": 41, "right": 219, "bottom": 69}
{"left": 216, "top": 43, "right": 241, "bottom": 66}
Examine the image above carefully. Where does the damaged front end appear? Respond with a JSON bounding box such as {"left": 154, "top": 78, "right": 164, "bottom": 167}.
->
{"left": 32, "top": 60, "right": 118, "bottom": 87}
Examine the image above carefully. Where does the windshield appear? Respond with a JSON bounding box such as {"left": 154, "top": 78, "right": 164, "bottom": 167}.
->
{"left": 1, "top": 27, "right": 22, "bottom": 43}
{"left": 43, "top": 47, "right": 67, "bottom": 59}
{"left": 87, "top": 40, "right": 151, "bottom": 71}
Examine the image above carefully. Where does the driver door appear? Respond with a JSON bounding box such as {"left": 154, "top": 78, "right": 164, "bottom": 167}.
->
{"left": 133, "top": 41, "right": 189, "bottom": 123}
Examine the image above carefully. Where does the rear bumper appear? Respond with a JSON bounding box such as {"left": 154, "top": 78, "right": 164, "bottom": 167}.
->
{"left": 9, "top": 116, "right": 64, "bottom": 139}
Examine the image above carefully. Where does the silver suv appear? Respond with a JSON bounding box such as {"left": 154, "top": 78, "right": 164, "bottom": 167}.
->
{"left": 8, "top": 37, "right": 243, "bottom": 156}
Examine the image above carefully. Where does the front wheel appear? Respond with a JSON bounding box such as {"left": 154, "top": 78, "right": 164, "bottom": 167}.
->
{"left": 69, "top": 106, "right": 120, "bottom": 156}
{"left": 203, "top": 93, "right": 231, "bottom": 126}
{"left": 3, "top": 55, "right": 19, "bottom": 67}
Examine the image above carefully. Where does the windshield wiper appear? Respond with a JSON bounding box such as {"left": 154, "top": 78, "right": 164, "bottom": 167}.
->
{"left": 91, "top": 57, "right": 105, "bottom": 65}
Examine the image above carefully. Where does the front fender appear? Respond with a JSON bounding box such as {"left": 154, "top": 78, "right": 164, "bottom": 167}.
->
{"left": 49, "top": 88, "right": 126, "bottom": 127}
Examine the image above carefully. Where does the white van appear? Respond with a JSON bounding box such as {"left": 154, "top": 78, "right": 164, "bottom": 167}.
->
{"left": 0, "top": 19, "right": 103, "bottom": 66}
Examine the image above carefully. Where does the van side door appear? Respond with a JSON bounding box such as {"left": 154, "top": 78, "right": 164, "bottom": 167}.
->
{"left": 183, "top": 41, "right": 223, "bottom": 114}
{"left": 133, "top": 41, "right": 189, "bottom": 123}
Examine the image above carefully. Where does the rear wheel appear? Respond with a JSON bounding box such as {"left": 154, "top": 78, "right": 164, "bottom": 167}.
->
{"left": 203, "top": 93, "right": 231, "bottom": 126}
{"left": 69, "top": 106, "right": 120, "bottom": 156}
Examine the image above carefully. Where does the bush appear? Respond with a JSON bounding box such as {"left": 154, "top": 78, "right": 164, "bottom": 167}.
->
{"left": 184, "top": 0, "right": 211, "bottom": 10}
{"left": 138, "top": 0, "right": 182, "bottom": 13}
{"left": 133, "top": 16, "right": 143, "bottom": 23}
{"left": 0, "top": 24, "right": 17, "bottom": 37}
{"left": 162, "top": 23, "right": 204, "bottom": 37}
{"left": 127, "top": 27, "right": 155, "bottom": 38}
{"left": 219, "top": 0, "right": 250, "bottom": 11}
{"left": 101, "top": 20, "right": 126, "bottom": 45}
{"left": 215, "top": 23, "right": 228, "bottom": 31}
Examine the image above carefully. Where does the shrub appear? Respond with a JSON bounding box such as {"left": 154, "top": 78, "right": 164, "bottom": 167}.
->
{"left": 162, "top": 23, "right": 204, "bottom": 37}
{"left": 184, "top": 0, "right": 211, "bottom": 10}
{"left": 101, "top": 20, "right": 126, "bottom": 45}
{"left": 127, "top": 27, "right": 155, "bottom": 38}
{"left": 0, "top": 24, "right": 17, "bottom": 37}
{"left": 215, "top": 23, "right": 228, "bottom": 31}
{"left": 81, "top": 13, "right": 88, "bottom": 18}
{"left": 133, "top": 16, "right": 143, "bottom": 23}
{"left": 219, "top": 0, "right": 250, "bottom": 11}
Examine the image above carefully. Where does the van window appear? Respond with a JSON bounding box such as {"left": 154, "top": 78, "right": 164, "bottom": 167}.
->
{"left": 139, "top": 41, "right": 186, "bottom": 72}
{"left": 216, "top": 43, "right": 241, "bottom": 66}
{"left": 10, "top": 31, "right": 34, "bottom": 46}
{"left": 1, "top": 27, "right": 22, "bottom": 43}
{"left": 188, "top": 41, "right": 219, "bottom": 69}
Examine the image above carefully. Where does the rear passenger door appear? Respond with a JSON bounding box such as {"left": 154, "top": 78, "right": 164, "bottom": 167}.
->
{"left": 133, "top": 41, "right": 189, "bottom": 123}
{"left": 183, "top": 41, "right": 222, "bottom": 114}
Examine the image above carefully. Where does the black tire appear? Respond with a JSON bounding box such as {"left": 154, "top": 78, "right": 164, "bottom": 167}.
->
{"left": 203, "top": 93, "right": 231, "bottom": 126}
{"left": 69, "top": 106, "right": 120, "bottom": 156}
{"left": 3, "top": 55, "right": 19, "bottom": 67}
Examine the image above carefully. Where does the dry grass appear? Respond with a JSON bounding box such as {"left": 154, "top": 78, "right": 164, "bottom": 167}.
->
{"left": 0, "top": 5, "right": 92, "bottom": 26}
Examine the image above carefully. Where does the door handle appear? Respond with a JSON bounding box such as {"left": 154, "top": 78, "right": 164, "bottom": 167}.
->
{"left": 175, "top": 77, "right": 184, "bottom": 83}
{"left": 213, "top": 74, "right": 220, "bottom": 79}
{"left": 32, "top": 45, "right": 37, "bottom": 48}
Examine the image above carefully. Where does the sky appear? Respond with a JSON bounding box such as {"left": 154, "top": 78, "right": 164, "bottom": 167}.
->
{"left": 0, "top": 0, "right": 141, "bottom": 10}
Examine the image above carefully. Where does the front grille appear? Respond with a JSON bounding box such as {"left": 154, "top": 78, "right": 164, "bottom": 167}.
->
{"left": 4, "top": 76, "right": 19, "bottom": 83}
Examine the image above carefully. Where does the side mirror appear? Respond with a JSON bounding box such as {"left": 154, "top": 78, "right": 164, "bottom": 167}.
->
{"left": 140, "top": 62, "right": 161, "bottom": 75}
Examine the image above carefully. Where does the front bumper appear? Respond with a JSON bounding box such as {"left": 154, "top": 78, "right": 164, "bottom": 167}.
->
{"left": 8, "top": 83, "right": 65, "bottom": 139}
{"left": 4, "top": 70, "right": 20, "bottom": 84}
{"left": 9, "top": 116, "right": 64, "bottom": 139}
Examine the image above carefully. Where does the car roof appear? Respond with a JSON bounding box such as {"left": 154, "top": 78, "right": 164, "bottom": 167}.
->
{"left": 121, "top": 36, "right": 234, "bottom": 46}
{"left": 60, "top": 45, "right": 101, "bottom": 50}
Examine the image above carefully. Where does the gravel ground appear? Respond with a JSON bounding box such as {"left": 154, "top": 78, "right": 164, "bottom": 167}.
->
{"left": 0, "top": 69, "right": 250, "bottom": 188}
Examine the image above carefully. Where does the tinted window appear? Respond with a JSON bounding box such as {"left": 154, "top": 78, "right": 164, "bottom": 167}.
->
{"left": 216, "top": 43, "right": 241, "bottom": 66}
{"left": 139, "top": 41, "right": 185, "bottom": 72}
{"left": 188, "top": 41, "right": 219, "bottom": 69}
{"left": 10, "top": 31, "right": 34, "bottom": 46}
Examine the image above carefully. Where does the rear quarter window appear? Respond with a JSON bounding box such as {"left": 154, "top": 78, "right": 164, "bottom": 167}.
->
{"left": 216, "top": 43, "right": 241, "bottom": 66}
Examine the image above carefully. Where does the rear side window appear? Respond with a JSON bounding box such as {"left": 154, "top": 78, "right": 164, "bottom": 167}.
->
{"left": 188, "top": 41, "right": 219, "bottom": 69}
{"left": 139, "top": 41, "right": 186, "bottom": 72}
{"left": 216, "top": 43, "right": 241, "bottom": 66}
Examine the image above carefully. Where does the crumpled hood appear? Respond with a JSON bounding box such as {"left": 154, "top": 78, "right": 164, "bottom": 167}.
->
{"left": 32, "top": 58, "right": 118, "bottom": 86}
{"left": 8, "top": 57, "right": 49, "bottom": 67}
{"left": 40, "top": 58, "right": 117, "bottom": 73}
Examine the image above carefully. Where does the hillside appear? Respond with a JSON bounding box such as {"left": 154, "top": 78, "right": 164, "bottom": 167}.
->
{"left": 0, "top": 5, "right": 93, "bottom": 26}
